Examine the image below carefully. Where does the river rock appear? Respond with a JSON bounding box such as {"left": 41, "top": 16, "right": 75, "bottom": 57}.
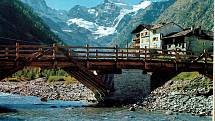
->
{"left": 165, "top": 110, "right": 173, "bottom": 115}
{"left": 142, "top": 74, "right": 213, "bottom": 116}
{"left": 129, "top": 106, "right": 136, "bottom": 111}
{"left": 0, "top": 78, "right": 96, "bottom": 102}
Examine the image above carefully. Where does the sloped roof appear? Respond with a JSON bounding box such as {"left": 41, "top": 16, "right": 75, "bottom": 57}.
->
{"left": 163, "top": 29, "right": 193, "bottom": 39}
{"left": 163, "top": 28, "right": 213, "bottom": 40}
{"left": 131, "top": 22, "right": 183, "bottom": 34}
{"left": 131, "top": 24, "right": 152, "bottom": 34}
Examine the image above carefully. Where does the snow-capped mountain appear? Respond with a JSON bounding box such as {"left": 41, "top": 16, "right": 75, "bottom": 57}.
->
{"left": 66, "top": 0, "right": 151, "bottom": 39}
{"left": 20, "top": 0, "right": 171, "bottom": 46}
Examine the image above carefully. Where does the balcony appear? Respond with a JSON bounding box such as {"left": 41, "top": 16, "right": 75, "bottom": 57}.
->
{"left": 133, "top": 43, "right": 140, "bottom": 47}
{"left": 133, "top": 37, "right": 140, "bottom": 41}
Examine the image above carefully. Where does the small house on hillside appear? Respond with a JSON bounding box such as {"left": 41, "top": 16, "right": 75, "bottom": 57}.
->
{"left": 131, "top": 22, "right": 213, "bottom": 55}
{"left": 131, "top": 22, "right": 183, "bottom": 49}
{"left": 163, "top": 27, "right": 213, "bottom": 55}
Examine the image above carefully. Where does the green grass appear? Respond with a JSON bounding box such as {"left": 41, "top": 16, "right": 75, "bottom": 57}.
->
{"left": 184, "top": 76, "right": 212, "bottom": 92}
{"left": 47, "top": 76, "right": 79, "bottom": 84}
{"left": 171, "top": 72, "right": 199, "bottom": 81}
{"left": 171, "top": 72, "right": 212, "bottom": 92}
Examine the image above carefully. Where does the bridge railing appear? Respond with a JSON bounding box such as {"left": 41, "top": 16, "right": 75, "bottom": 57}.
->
{"left": 57, "top": 45, "right": 206, "bottom": 62}
{"left": 0, "top": 44, "right": 213, "bottom": 63}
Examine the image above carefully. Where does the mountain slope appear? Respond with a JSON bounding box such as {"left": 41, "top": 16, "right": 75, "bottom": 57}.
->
{"left": 0, "top": 0, "right": 61, "bottom": 44}
{"left": 20, "top": 0, "right": 213, "bottom": 47}
{"left": 111, "top": 0, "right": 176, "bottom": 47}
{"left": 21, "top": 0, "right": 153, "bottom": 46}
{"left": 156, "top": 0, "right": 214, "bottom": 31}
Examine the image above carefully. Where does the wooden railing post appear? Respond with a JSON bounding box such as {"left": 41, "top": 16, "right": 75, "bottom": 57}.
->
{"left": 5, "top": 47, "right": 9, "bottom": 59}
{"left": 204, "top": 49, "right": 208, "bottom": 74}
{"left": 145, "top": 46, "right": 147, "bottom": 61}
{"left": 139, "top": 48, "right": 141, "bottom": 60}
{"left": 121, "top": 50, "right": 123, "bottom": 59}
{"left": 86, "top": 44, "right": 89, "bottom": 60}
{"left": 126, "top": 47, "right": 128, "bottom": 60}
{"left": 96, "top": 49, "right": 98, "bottom": 60}
{"left": 67, "top": 48, "right": 71, "bottom": 57}
{"left": 38, "top": 47, "right": 43, "bottom": 62}
{"left": 115, "top": 45, "right": 118, "bottom": 60}
{"left": 16, "top": 43, "right": 20, "bottom": 60}
{"left": 175, "top": 49, "right": 179, "bottom": 62}
{"left": 204, "top": 49, "right": 208, "bottom": 64}
{"left": 52, "top": 43, "right": 56, "bottom": 60}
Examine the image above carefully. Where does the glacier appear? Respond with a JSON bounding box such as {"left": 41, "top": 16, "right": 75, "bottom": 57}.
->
{"left": 66, "top": 1, "right": 151, "bottom": 39}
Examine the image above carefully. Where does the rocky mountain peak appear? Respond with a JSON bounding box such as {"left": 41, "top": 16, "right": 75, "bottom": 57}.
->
{"left": 104, "top": 0, "right": 111, "bottom": 3}
{"left": 21, "top": 0, "right": 48, "bottom": 12}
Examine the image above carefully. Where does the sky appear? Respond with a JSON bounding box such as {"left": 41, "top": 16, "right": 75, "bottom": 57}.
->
{"left": 45, "top": 0, "right": 143, "bottom": 10}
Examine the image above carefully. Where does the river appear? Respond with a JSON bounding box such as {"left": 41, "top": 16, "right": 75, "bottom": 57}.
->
{"left": 0, "top": 93, "right": 212, "bottom": 121}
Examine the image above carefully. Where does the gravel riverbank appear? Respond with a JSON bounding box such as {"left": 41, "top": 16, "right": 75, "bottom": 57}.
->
{"left": 0, "top": 73, "right": 213, "bottom": 117}
{"left": 0, "top": 78, "right": 96, "bottom": 102}
{"left": 142, "top": 74, "right": 213, "bottom": 116}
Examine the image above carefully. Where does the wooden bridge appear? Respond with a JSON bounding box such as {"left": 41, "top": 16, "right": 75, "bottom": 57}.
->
{"left": 0, "top": 43, "right": 213, "bottom": 100}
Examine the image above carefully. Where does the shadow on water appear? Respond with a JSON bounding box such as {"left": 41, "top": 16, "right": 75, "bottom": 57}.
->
{"left": 0, "top": 106, "right": 17, "bottom": 113}
{"left": 0, "top": 106, "right": 24, "bottom": 121}
{"left": 0, "top": 117, "right": 24, "bottom": 121}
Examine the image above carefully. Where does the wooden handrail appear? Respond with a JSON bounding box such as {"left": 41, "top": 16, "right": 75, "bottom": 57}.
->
{"left": 0, "top": 44, "right": 213, "bottom": 63}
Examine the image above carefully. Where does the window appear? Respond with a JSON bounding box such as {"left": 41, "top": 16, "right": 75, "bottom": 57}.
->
{"left": 141, "top": 40, "right": 144, "bottom": 43}
{"left": 152, "top": 37, "right": 158, "bottom": 41}
{"left": 145, "top": 32, "right": 148, "bottom": 36}
{"left": 141, "top": 33, "right": 144, "bottom": 37}
{"left": 153, "top": 44, "right": 158, "bottom": 48}
{"left": 145, "top": 39, "right": 149, "bottom": 42}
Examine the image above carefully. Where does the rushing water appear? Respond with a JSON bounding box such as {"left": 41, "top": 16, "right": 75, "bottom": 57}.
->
{"left": 0, "top": 93, "right": 212, "bottom": 121}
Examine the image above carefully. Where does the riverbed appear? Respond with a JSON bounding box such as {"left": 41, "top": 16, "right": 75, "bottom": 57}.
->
{"left": 0, "top": 93, "right": 212, "bottom": 121}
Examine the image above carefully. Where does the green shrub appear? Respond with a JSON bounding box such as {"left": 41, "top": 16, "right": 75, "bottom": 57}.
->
{"left": 13, "top": 67, "right": 70, "bottom": 81}
{"left": 13, "top": 67, "right": 41, "bottom": 80}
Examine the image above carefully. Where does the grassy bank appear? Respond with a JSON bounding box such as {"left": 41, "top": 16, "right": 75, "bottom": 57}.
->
{"left": 171, "top": 72, "right": 212, "bottom": 93}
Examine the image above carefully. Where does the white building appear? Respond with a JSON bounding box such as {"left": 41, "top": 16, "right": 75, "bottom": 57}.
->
{"left": 131, "top": 22, "right": 183, "bottom": 49}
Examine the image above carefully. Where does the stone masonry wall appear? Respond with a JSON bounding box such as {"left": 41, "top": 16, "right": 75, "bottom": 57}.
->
{"left": 108, "top": 69, "right": 151, "bottom": 103}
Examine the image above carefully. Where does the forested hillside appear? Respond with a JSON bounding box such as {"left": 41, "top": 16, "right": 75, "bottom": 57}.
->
{"left": 156, "top": 0, "right": 213, "bottom": 31}
{"left": 0, "top": 0, "right": 62, "bottom": 44}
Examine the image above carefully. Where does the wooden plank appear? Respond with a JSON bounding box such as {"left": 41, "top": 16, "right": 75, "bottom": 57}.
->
{"left": 0, "top": 50, "right": 16, "bottom": 53}
{"left": 0, "top": 54, "right": 16, "bottom": 57}
{"left": 0, "top": 45, "right": 16, "bottom": 48}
